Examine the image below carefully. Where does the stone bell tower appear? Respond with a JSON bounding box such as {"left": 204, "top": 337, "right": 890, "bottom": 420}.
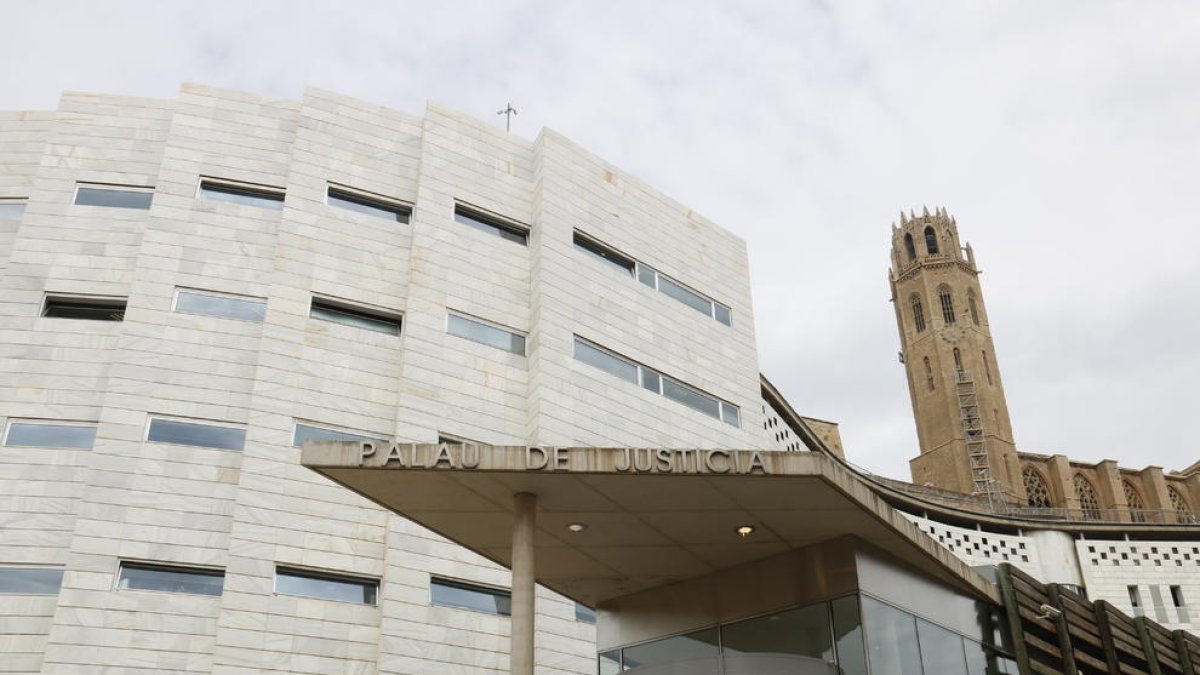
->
{"left": 889, "top": 207, "right": 1023, "bottom": 502}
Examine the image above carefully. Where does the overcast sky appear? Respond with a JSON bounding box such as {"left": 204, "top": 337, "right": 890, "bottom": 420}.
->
{"left": 4, "top": 1, "right": 1199, "bottom": 479}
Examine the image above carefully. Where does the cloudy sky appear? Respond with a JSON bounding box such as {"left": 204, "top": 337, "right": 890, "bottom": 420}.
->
{"left": 5, "top": 1, "right": 1199, "bottom": 479}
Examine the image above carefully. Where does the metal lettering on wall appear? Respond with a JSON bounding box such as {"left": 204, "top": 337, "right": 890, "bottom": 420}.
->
{"left": 358, "top": 443, "right": 770, "bottom": 475}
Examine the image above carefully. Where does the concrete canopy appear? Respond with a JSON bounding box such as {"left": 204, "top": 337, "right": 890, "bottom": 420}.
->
{"left": 301, "top": 443, "right": 999, "bottom": 606}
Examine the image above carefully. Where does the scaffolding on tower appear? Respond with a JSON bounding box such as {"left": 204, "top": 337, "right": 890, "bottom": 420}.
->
{"left": 957, "top": 369, "right": 999, "bottom": 505}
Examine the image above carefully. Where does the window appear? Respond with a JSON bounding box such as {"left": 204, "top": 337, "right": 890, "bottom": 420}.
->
{"left": 903, "top": 233, "right": 916, "bottom": 261}
{"left": 447, "top": 312, "right": 525, "bottom": 355}
{"left": 573, "top": 337, "right": 740, "bottom": 426}
{"left": 327, "top": 185, "right": 410, "bottom": 223}
{"left": 4, "top": 421, "right": 97, "bottom": 449}
{"left": 923, "top": 356, "right": 935, "bottom": 391}
{"left": 953, "top": 347, "right": 963, "bottom": 372}
{"left": 924, "top": 225, "right": 939, "bottom": 255}
{"left": 1023, "top": 466, "right": 1052, "bottom": 508}
{"left": 293, "top": 423, "right": 386, "bottom": 448}
{"left": 174, "top": 288, "right": 267, "bottom": 322}
{"left": 938, "top": 285, "right": 956, "bottom": 324}
{"left": 967, "top": 290, "right": 980, "bottom": 325}
{"left": 575, "top": 602, "right": 597, "bottom": 623}
{"left": 633, "top": 260, "right": 732, "bottom": 326}
{"left": 982, "top": 351, "right": 993, "bottom": 385}
{"left": 453, "top": 204, "right": 528, "bottom": 245}
{"left": 910, "top": 294, "right": 926, "bottom": 332}
{"left": 622, "top": 628, "right": 719, "bottom": 670}
{"left": 430, "top": 577, "right": 511, "bottom": 615}
{"left": 310, "top": 297, "right": 401, "bottom": 335}
{"left": 0, "top": 567, "right": 64, "bottom": 595}
{"left": 0, "top": 199, "right": 25, "bottom": 221}
{"left": 147, "top": 417, "right": 246, "bottom": 451}
{"left": 42, "top": 294, "right": 126, "bottom": 321}
{"left": 74, "top": 184, "right": 153, "bottom": 209}
{"left": 722, "top": 601, "right": 833, "bottom": 663}
{"left": 1170, "top": 487, "right": 1192, "bottom": 522}
{"left": 1074, "top": 475, "right": 1101, "bottom": 520}
{"left": 117, "top": 562, "right": 224, "bottom": 596}
{"left": 199, "top": 178, "right": 284, "bottom": 210}
{"left": 276, "top": 567, "right": 377, "bottom": 605}
{"left": 1128, "top": 585, "right": 1142, "bottom": 614}
{"left": 1123, "top": 480, "right": 1147, "bottom": 523}
{"left": 573, "top": 231, "right": 635, "bottom": 276}
{"left": 1171, "top": 585, "right": 1186, "bottom": 608}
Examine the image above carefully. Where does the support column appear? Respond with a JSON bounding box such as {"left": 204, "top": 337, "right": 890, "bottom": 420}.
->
{"left": 511, "top": 492, "right": 537, "bottom": 675}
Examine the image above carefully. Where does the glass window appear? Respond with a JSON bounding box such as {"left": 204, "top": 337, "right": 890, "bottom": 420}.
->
{"left": 575, "top": 602, "right": 597, "bottom": 623}
{"left": 662, "top": 377, "right": 722, "bottom": 420}
{"left": 0, "top": 567, "right": 64, "bottom": 595}
{"left": 657, "top": 275, "right": 714, "bottom": 316}
{"left": 5, "top": 422, "right": 97, "bottom": 449}
{"left": 327, "top": 186, "right": 409, "bottom": 222}
{"left": 430, "top": 577, "right": 511, "bottom": 616}
{"left": 598, "top": 651, "right": 621, "bottom": 675}
{"left": 118, "top": 562, "right": 224, "bottom": 596}
{"left": 832, "top": 595, "right": 868, "bottom": 675}
{"left": 641, "top": 368, "right": 662, "bottom": 394}
{"left": 453, "top": 205, "right": 528, "bottom": 245}
{"left": 74, "top": 185, "right": 153, "bottom": 209}
{"left": 199, "top": 180, "right": 284, "bottom": 209}
{"left": 917, "top": 618, "right": 968, "bottom": 674}
{"left": 0, "top": 200, "right": 25, "bottom": 221}
{"left": 292, "top": 423, "right": 385, "bottom": 448}
{"left": 713, "top": 302, "right": 732, "bottom": 326}
{"left": 573, "top": 231, "right": 635, "bottom": 275}
{"left": 574, "top": 338, "right": 638, "bottom": 384}
{"left": 42, "top": 295, "right": 126, "bottom": 321}
{"left": 447, "top": 313, "right": 525, "bottom": 355}
{"left": 863, "top": 596, "right": 924, "bottom": 675}
{"left": 147, "top": 418, "right": 246, "bottom": 451}
{"left": 721, "top": 602, "right": 833, "bottom": 662}
{"left": 621, "top": 628, "right": 720, "bottom": 672}
{"left": 310, "top": 298, "right": 401, "bottom": 335}
{"left": 175, "top": 289, "right": 267, "bottom": 322}
{"left": 276, "top": 567, "right": 377, "bottom": 605}
{"left": 636, "top": 264, "right": 657, "bottom": 288}
{"left": 963, "top": 639, "right": 990, "bottom": 675}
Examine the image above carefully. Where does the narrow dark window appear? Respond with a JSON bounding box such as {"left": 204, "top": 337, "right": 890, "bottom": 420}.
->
{"left": 0, "top": 567, "right": 64, "bottom": 595}
{"left": 967, "top": 291, "right": 980, "bottom": 325}
{"left": 910, "top": 294, "right": 926, "bottom": 333}
{"left": 924, "top": 226, "right": 939, "bottom": 255}
{"left": 982, "top": 351, "right": 993, "bottom": 385}
{"left": 447, "top": 312, "right": 525, "bottom": 355}
{"left": 903, "top": 233, "right": 916, "bottom": 261}
{"left": 923, "top": 357, "right": 935, "bottom": 391}
{"left": 938, "top": 286, "right": 955, "bottom": 324}
{"left": 43, "top": 295, "right": 126, "bottom": 321}
{"left": 1128, "top": 585, "right": 1142, "bottom": 611}
{"left": 453, "top": 204, "right": 528, "bottom": 245}
{"left": 327, "top": 186, "right": 410, "bottom": 223}
{"left": 199, "top": 179, "right": 284, "bottom": 210}
{"left": 74, "top": 184, "right": 153, "bottom": 209}
{"left": 953, "top": 347, "right": 963, "bottom": 372}
{"left": 1171, "top": 585, "right": 1186, "bottom": 608}
{"left": 574, "top": 231, "right": 634, "bottom": 275}
{"left": 431, "top": 577, "right": 511, "bottom": 616}
{"left": 4, "top": 421, "right": 97, "bottom": 449}
{"left": 276, "top": 567, "right": 377, "bottom": 605}
{"left": 118, "top": 562, "right": 224, "bottom": 596}
{"left": 147, "top": 418, "right": 246, "bottom": 451}
{"left": 310, "top": 297, "right": 401, "bottom": 335}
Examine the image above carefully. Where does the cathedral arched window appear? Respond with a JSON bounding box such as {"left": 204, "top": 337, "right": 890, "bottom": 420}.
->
{"left": 910, "top": 294, "right": 926, "bottom": 333}
{"left": 904, "top": 233, "right": 916, "bottom": 261}
{"left": 953, "top": 347, "right": 962, "bottom": 372}
{"left": 1023, "top": 466, "right": 1052, "bottom": 508}
{"left": 1074, "top": 475, "right": 1101, "bottom": 520}
{"left": 938, "top": 285, "right": 956, "bottom": 324}
{"left": 967, "top": 290, "right": 980, "bottom": 325}
{"left": 1123, "top": 480, "right": 1147, "bottom": 523}
{"left": 924, "top": 226, "right": 939, "bottom": 255}
{"left": 982, "top": 350, "right": 993, "bottom": 385}
{"left": 923, "top": 357, "right": 934, "bottom": 391}
{"left": 1170, "top": 487, "right": 1194, "bottom": 523}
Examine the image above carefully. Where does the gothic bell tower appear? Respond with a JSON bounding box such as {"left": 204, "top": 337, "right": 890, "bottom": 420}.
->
{"left": 889, "top": 207, "right": 1023, "bottom": 502}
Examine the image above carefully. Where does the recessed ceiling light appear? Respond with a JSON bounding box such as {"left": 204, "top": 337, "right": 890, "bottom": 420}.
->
{"left": 567, "top": 523, "right": 587, "bottom": 532}
{"left": 736, "top": 525, "right": 755, "bottom": 537}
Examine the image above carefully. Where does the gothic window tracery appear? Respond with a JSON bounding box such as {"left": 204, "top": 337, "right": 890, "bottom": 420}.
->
{"left": 1170, "top": 487, "right": 1194, "bottom": 523}
{"left": 924, "top": 226, "right": 939, "bottom": 255}
{"left": 1074, "top": 475, "right": 1101, "bottom": 520}
{"left": 1123, "top": 480, "right": 1147, "bottom": 523}
{"left": 938, "top": 285, "right": 955, "bottom": 324}
{"left": 1023, "top": 466, "right": 1052, "bottom": 508}
{"left": 967, "top": 290, "right": 980, "bottom": 325}
{"left": 904, "top": 233, "right": 916, "bottom": 261}
{"left": 910, "top": 294, "right": 926, "bottom": 333}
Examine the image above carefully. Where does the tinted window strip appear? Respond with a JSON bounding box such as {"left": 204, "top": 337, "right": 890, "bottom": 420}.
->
{"left": 310, "top": 298, "right": 401, "bottom": 335}
{"left": 573, "top": 232, "right": 635, "bottom": 275}
{"left": 175, "top": 289, "right": 267, "bottom": 323}
{"left": 4, "top": 422, "right": 97, "bottom": 449}
{"left": 0, "top": 567, "right": 64, "bottom": 595}
{"left": 200, "top": 180, "right": 285, "bottom": 210}
{"left": 147, "top": 418, "right": 246, "bottom": 451}
{"left": 43, "top": 296, "right": 126, "bottom": 321}
{"left": 430, "top": 577, "right": 511, "bottom": 616}
{"left": 328, "top": 187, "right": 410, "bottom": 223}
{"left": 118, "top": 562, "right": 224, "bottom": 596}
{"left": 276, "top": 567, "right": 378, "bottom": 605}
{"left": 447, "top": 312, "right": 525, "bottom": 355}
{"left": 0, "top": 200, "right": 25, "bottom": 221}
{"left": 74, "top": 186, "right": 153, "bottom": 209}
{"left": 293, "top": 423, "right": 386, "bottom": 448}
{"left": 453, "top": 205, "right": 528, "bottom": 245}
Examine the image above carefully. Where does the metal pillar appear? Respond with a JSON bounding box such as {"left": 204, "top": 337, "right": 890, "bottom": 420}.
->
{"left": 511, "top": 492, "right": 537, "bottom": 675}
